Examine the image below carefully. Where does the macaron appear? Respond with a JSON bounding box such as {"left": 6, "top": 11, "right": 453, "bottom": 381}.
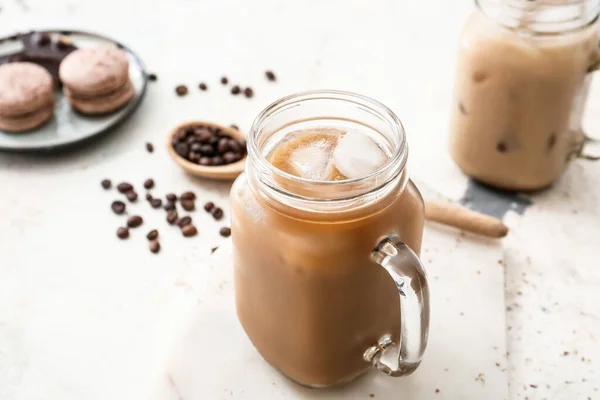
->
{"left": 0, "top": 62, "right": 55, "bottom": 132}
{"left": 59, "top": 45, "right": 134, "bottom": 115}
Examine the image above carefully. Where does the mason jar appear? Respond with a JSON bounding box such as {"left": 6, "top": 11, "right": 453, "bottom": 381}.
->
{"left": 449, "top": 0, "right": 600, "bottom": 191}
{"left": 230, "top": 91, "right": 430, "bottom": 388}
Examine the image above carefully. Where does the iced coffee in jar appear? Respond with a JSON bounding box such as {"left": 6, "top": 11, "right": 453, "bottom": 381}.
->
{"left": 230, "top": 91, "right": 430, "bottom": 388}
{"left": 449, "top": 0, "right": 600, "bottom": 191}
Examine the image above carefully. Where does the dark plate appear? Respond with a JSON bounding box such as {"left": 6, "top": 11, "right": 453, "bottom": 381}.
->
{"left": 0, "top": 29, "right": 147, "bottom": 152}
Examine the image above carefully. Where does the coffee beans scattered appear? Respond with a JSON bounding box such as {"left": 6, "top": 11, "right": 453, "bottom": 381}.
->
{"left": 181, "top": 199, "right": 195, "bottom": 211}
{"left": 167, "top": 210, "right": 178, "bottom": 224}
{"left": 127, "top": 215, "right": 143, "bottom": 228}
{"left": 177, "top": 216, "right": 192, "bottom": 227}
{"left": 147, "top": 229, "right": 159, "bottom": 240}
{"left": 146, "top": 193, "right": 153, "bottom": 201}
{"left": 146, "top": 142, "right": 154, "bottom": 153}
{"left": 220, "top": 227, "right": 231, "bottom": 237}
{"left": 204, "top": 202, "right": 215, "bottom": 212}
{"left": 221, "top": 76, "right": 228, "bottom": 85}
{"left": 231, "top": 85, "right": 241, "bottom": 95}
{"left": 126, "top": 191, "right": 138, "bottom": 202}
{"left": 182, "top": 224, "right": 198, "bottom": 237}
{"left": 151, "top": 198, "right": 162, "bottom": 209}
{"left": 171, "top": 123, "right": 246, "bottom": 166}
{"left": 101, "top": 179, "right": 112, "bottom": 189}
{"left": 117, "top": 227, "right": 129, "bottom": 239}
{"left": 164, "top": 201, "right": 176, "bottom": 211}
{"left": 112, "top": 200, "right": 126, "bottom": 215}
{"left": 144, "top": 178, "right": 155, "bottom": 189}
{"left": 244, "top": 87, "right": 254, "bottom": 98}
{"left": 166, "top": 193, "right": 177, "bottom": 202}
{"left": 149, "top": 240, "right": 160, "bottom": 253}
{"left": 176, "top": 85, "right": 188, "bottom": 96}
{"left": 117, "top": 182, "right": 133, "bottom": 193}
{"left": 199, "top": 82, "right": 207, "bottom": 91}
{"left": 265, "top": 70, "right": 276, "bottom": 81}
{"left": 148, "top": 73, "right": 158, "bottom": 81}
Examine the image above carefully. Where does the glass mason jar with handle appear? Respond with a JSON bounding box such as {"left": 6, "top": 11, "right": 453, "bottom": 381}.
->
{"left": 449, "top": 0, "right": 600, "bottom": 191}
{"left": 230, "top": 91, "right": 430, "bottom": 388}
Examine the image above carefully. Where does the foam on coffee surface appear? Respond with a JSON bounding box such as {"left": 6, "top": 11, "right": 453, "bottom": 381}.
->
{"left": 268, "top": 129, "right": 388, "bottom": 181}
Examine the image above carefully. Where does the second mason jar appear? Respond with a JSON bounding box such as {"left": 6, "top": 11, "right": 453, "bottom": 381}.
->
{"left": 230, "top": 91, "right": 430, "bottom": 388}
{"left": 449, "top": 0, "right": 600, "bottom": 191}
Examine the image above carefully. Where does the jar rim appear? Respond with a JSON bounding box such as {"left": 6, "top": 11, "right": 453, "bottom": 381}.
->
{"left": 247, "top": 90, "right": 409, "bottom": 202}
{"left": 475, "top": 0, "right": 600, "bottom": 35}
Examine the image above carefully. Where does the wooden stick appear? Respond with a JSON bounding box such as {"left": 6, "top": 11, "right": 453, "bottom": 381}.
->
{"left": 424, "top": 200, "right": 509, "bottom": 238}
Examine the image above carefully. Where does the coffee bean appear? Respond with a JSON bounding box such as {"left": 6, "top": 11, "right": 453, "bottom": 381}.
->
{"left": 175, "top": 143, "right": 189, "bottom": 158}
{"left": 244, "top": 87, "right": 254, "bottom": 98}
{"left": 146, "top": 142, "right": 154, "bottom": 153}
{"left": 176, "top": 85, "right": 188, "bottom": 96}
{"left": 146, "top": 193, "right": 153, "bottom": 201}
{"left": 151, "top": 198, "right": 162, "bottom": 209}
{"left": 149, "top": 240, "right": 161, "bottom": 254}
{"left": 223, "top": 152, "right": 238, "bottom": 164}
{"left": 199, "top": 144, "right": 215, "bottom": 156}
{"left": 181, "top": 199, "right": 195, "bottom": 211}
{"left": 191, "top": 143, "right": 202, "bottom": 152}
{"left": 177, "top": 216, "right": 192, "bottom": 227}
{"left": 204, "top": 202, "right": 215, "bottom": 212}
{"left": 127, "top": 215, "right": 143, "bottom": 228}
{"left": 228, "top": 139, "right": 241, "bottom": 153}
{"left": 111, "top": 200, "right": 126, "bottom": 215}
{"left": 166, "top": 193, "right": 177, "bottom": 202}
{"left": 212, "top": 156, "right": 224, "bottom": 166}
{"left": 211, "top": 207, "right": 224, "bottom": 220}
{"left": 196, "top": 130, "right": 212, "bottom": 144}
{"left": 208, "top": 136, "right": 219, "bottom": 146}
{"left": 164, "top": 201, "right": 176, "bottom": 211}
{"left": 182, "top": 225, "right": 198, "bottom": 237}
{"left": 185, "top": 127, "right": 195, "bottom": 137}
{"left": 217, "top": 138, "right": 231, "bottom": 154}
{"left": 144, "top": 179, "right": 155, "bottom": 189}
{"left": 117, "top": 182, "right": 133, "bottom": 193}
{"left": 101, "top": 179, "right": 112, "bottom": 189}
{"left": 231, "top": 85, "right": 241, "bottom": 95}
{"left": 237, "top": 138, "right": 247, "bottom": 152}
{"left": 181, "top": 191, "right": 196, "bottom": 201}
{"left": 199, "top": 82, "right": 208, "bottom": 91}
{"left": 167, "top": 210, "right": 178, "bottom": 224}
{"left": 126, "top": 191, "right": 138, "bottom": 202}
{"left": 220, "top": 227, "right": 231, "bottom": 237}
{"left": 148, "top": 73, "right": 158, "bottom": 81}
{"left": 147, "top": 229, "right": 159, "bottom": 240}
{"left": 189, "top": 152, "right": 200, "bottom": 162}
{"left": 199, "top": 157, "right": 211, "bottom": 166}
{"left": 221, "top": 76, "right": 228, "bottom": 85}
{"left": 230, "top": 124, "right": 239, "bottom": 130}
{"left": 265, "top": 70, "right": 276, "bottom": 81}
{"left": 117, "top": 227, "right": 129, "bottom": 239}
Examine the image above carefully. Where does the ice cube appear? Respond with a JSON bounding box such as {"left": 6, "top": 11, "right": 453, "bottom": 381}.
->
{"left": 333, "top": 130, "right": 386, "bottom": 179}
{"left": 287, "top": 145, "right": 335, "bottom": 181}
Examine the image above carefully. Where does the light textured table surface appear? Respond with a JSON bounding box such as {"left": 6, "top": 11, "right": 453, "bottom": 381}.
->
{"left": 0, "top": 1, "right": 599, "bottom": 399}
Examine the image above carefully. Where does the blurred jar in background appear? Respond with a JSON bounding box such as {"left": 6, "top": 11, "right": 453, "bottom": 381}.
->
{"left": 449, "top": 0, "right": 600, "bottom": 191}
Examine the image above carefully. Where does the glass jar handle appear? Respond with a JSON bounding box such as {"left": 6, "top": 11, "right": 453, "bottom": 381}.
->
{"left": 363, "top": 234, "right": 430, "bottom": 377}
{"left": 578, "top": 61, "right": 600, "bottom": 160}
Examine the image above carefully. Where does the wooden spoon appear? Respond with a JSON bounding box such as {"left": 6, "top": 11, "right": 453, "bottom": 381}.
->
{"left": 166, "top": 121, "right": 247, "bottom": 180}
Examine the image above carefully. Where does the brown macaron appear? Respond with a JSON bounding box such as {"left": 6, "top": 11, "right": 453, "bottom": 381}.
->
{"left": 59, "top": 44, "right": 134, "bottom": 115}
{"left": 0, "top": 62, "right": 54, "bottom": 132}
